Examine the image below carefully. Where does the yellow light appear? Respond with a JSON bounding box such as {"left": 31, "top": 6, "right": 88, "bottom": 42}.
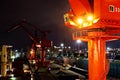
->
{"left": 70, "top": 21, "right": 76, "bottom": 25}
{"left": 89, "top": 22, "right": 93, "bottom": 26}
{"left": 30, "top": 49, "right": 34, "bottom": 54}
{"left": 36, "top": 44, "right": 41, "bottom": 47}
{"left": 83, "top": 22, "right": 88, "bottom": 27}
{"left": 87, "top": 15, "right": 93, "bottom": 21}
{"left": 77, "top": 18, "right": 83, "bottom": 24}
{"left": 93, "top": 18, "right": 99, "bottom": 23}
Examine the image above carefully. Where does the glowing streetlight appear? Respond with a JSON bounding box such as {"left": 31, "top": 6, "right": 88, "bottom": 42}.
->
{"left": 76, "top": 39, "right": 81, "bottom": 43}
{"left": 60, "top": 43, "right": 64, "bottom": 47}
{"left": 76, "top": 39, "right": 82, "bottom": 51}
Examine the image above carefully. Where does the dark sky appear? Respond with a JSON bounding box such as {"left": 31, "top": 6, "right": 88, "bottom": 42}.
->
{"left": 0, "top": 0, "right": 76, "bottom": 49}
{"left": 0, "top": 0, "right": 120, "bottom": 50}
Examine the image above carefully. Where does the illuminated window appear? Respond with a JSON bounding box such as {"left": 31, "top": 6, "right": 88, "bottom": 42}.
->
{"left": 109, "top": 5, "right": 114, "bottom": 12}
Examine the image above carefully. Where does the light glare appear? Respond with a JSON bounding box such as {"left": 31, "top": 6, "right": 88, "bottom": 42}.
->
{"left": 83, "top": 23, "right": 88, "bottom": 27}
{"left": 76, "top": 39, "right": 81, "bottom": 43}
{"left": 87, "top": 15, "right": 93, "bottom": 21}
{"left": 70, "top": 21, "right": 76, "bottom": 25}
{"left": 77, "top": 19, "right": 83, "bottom": 24}
{"left": 93, "top": 18, "right": 99, "bottom": 23}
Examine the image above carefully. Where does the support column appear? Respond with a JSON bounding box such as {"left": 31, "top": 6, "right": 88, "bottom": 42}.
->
{"left": 88, "top": 32, "right": 106, "bottom": 80}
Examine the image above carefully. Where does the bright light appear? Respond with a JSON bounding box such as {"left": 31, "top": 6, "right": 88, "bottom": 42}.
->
{"left": 87, "top": 15, "right": 93, "bottom": 21}
{"left": 59, "top": 49, "right": 63, "bottom": 52}
{"left": 68, "top": 46, "right": 71, "bottom": 49}
{"left": 47, "top": 49, "right": 50, "bottom": 52}
{"left": 66, "top": 12, "right": 99, "bottom": 28}
{"left": 76, "top": 15, "right": 94, "bottom": 27}
{"left": 30, "top": 49, "right": 34, "bottom": 54}
{"left": 83, "top": 22, "right": 88, "bottom": 27}
{"left": 60, "top": 43, "right": 64, "bottom": 47}
{"left": 76, "top": 39, "right": 81, "bottom": 43}
{"left": 107, "top": 47, "right": 112, "bottom": 51}
{"left": 11, "top": 56, "right": 15, "bottom": 59}
{"left": 77, "top": 18, "right": 83, "bottom": 24}
{"left": 70, "top": 21, "right": 76, "bottom": 25}
{"left": 16, "top": 53, "right": 20, "bottom": 58}
{"left": 15, "top": 50, "right": 18, "bottom": 52}
{"left": 93, "top": 18, "right": 99, "bottom": 23}
{"left": 36, "top": 44, "right": 41, "bottom": 48}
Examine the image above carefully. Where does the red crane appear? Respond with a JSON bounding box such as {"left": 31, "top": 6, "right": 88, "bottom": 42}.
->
{"left": 8, "top": 20, "right": 52, "bottom": 67}
{"left": 64, "top": 0, "right": 120, "bottom": 80}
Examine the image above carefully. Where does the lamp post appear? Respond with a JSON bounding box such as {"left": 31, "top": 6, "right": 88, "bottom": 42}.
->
{"left": 76, "top": 39, "right": 81, "bottom": 51}
{"left": 60, "top": 43, "right": 64, "bottom": 48}
{"left": 60, "top": 43, "right": 64, "bottom": 56}
{"left": 60, "top": 43, "right": 64, "bottom": 52}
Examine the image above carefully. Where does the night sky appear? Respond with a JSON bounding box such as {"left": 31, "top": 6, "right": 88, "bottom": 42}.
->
{"left": 0, "top": 0, "right": 74, "bottom": 50}
{"left": 0, "top": 0, "right": 120, "bottom": 50}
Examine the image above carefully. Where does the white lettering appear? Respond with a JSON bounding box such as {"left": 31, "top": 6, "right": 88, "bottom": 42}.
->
{"left": 118, "top": 8, "right": 120, "bottom": 12}
{"left": 116, "top": 7, "right": 120, "bottom": 13}
{"left": 109, "top": 5, "right": 120, "bottom": 13}
{"left": 115, "top": 8, "right": 117, "bottom": 12}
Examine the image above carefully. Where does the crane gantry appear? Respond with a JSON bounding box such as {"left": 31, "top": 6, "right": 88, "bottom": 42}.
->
{"left": 8, "top": 20, "right": 52, "bottom": 67}
{"left": 64, "top": 0, "right": 120, "bottom": 80}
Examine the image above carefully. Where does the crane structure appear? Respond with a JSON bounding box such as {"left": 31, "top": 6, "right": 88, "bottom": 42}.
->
{"left": 64, "top": 0, "right": 120, "bottom": 80}
{"left": 8, "top": 20, "right": 52, "bottom": 67}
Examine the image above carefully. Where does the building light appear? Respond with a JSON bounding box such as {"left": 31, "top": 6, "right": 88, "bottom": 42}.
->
{"left": 47, "top": 49, "right": 50, "bottom": 52}
{"left": 68, "top": 46, "right": 71, "bottom": 49}
{"left": 36, "top": 44, "right": 41, "bottom": 48}
{"left": 60, "top": 43, "right": 64, "bottom": 47}
{"left": 54, "top": 46, "right": 57, "bottom": 48}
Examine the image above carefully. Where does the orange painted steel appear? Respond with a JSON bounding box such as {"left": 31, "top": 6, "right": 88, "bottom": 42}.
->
{"left": 64, "top": 0, "right": 120, "bottom": 80}
{"left": 88, "top": 32, "right": 106, "bottom": 80}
